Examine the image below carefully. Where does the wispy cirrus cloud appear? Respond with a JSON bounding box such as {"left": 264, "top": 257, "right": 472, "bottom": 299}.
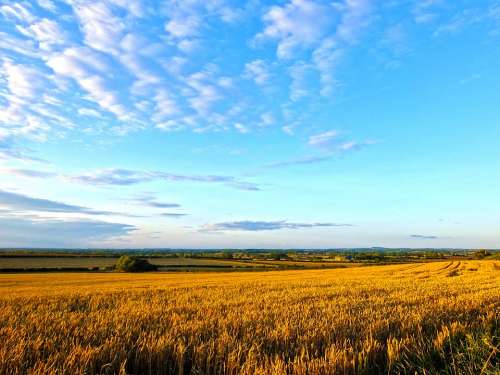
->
{"left": 0, "top": 167, "right": 56, "bottom": 178}
{"left": 0, "top": 0, "right": 376, "bottom": 150}
{"left": 201, "top": 220, "right": 353, "bottom": 232}
{"left": 132, "top": 195, "right": 181, "bottom": 209}
{"left": 1, "top": 167, "right": 261, "bottom": 191}
{"left": 266, "top": 130, "right": 376, "bottom": 168}
{"left": 308, "top": 130, "right": 376, "bottom": 151}
{"left": 0, "top": 3, "right": 36, "bottom": 23}
{"left": 47, "top": 47, "right": 130, "bottom": 120}
{"left": 0, "top": 137, "right": 46, "bottom": 163}
{"left": 307, "top": 130, "right": 340, "bottom": 147}
{"left": 413, "top": 0, "right": 442, "bottom": 24}
{"left": 67, "top": 169, "right": 261, "bottom": 191}
{"left": 410, "top": 234, "right": 439, "bottom": 240}
{"left": 161, "top": 212, "right": 189, "bottom": 218}
{"left": 265, "top": 154, "right": 333, "bottom": 168}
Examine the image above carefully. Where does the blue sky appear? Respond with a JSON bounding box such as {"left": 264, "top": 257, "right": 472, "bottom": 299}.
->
{"left": 0, "top": 0, "right": 499, "bottom": 248}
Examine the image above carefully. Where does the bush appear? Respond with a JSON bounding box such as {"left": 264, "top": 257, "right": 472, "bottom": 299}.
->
{"left": 115, "top": 255, "right": 157, "bottom": 272}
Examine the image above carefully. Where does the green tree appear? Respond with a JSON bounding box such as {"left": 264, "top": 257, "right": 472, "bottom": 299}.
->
{"left": 115, "top": 255, "right": 157, "bottom": 272}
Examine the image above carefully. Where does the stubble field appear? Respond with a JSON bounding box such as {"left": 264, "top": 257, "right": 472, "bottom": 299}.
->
{"left": 0, "top": 260, "right": 498, "bottom": 374}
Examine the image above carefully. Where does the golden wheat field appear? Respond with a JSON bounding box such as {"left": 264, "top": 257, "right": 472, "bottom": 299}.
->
{"left": 0, "top": 260, "right": 498, "bottom": 374}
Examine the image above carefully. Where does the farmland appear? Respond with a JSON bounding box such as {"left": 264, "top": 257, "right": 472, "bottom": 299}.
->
{"left": 1, "top": 248, "right": 493, "bottom": 273}
{"left": 0, "top": 260, "right": 498, "bottom": 374}
{"left": 0, "top": 257, "right": 260, "bottom": 271}
{"left": 0, "top": 256, "right": 355, "bottom": 272}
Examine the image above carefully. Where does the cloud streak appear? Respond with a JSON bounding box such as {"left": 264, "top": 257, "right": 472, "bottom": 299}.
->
{"left": 201, "top": 220, "right": 353, "bottom": 232}
{"left": 308, "top": 130, "right": 376, "bottom": 151}
{"left": 0, "top": 215, "right": 135, "bottom": 247}
{"left": 265, "top": 130, "right": 377, "bottom": 168}
{"left": 265, "top": 155, "right": 333, "bottom": 168}
{"left": 132, "top": 195, "right": 181, "bottom": 209}
{"left": 410, "top": 234, "right": 439, "bottom": 240}
{"left": 161, "top": 213, "right": 189, "bottom": 218}
{"left": 0, "top": 168, "right": 56, "bottom": 178}
{"left": 1, "top": 166, "right": 261, "bottom": 191}
{"left": 0, "top": 189, "right": 112, "bottom": 216}
{"left": 67, "top": 169, "right": 261, "bottom": 191}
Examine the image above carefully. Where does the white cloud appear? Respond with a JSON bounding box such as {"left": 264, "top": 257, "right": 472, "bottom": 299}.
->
{"left": 2, "top": 60, "right": 43, "bottom": 99}
{"left": 217, "top": 76, "right": 233, "bottom": 88}
{"left": 0, "top": 136, "right": 45, "bottom": 162}
{"left": 78, "top": 108, "right": 105, "bottom": 118}
{"left": 0, "top": 189, "right": 113, "bottom": 215}
{"left": 65, "top": 168, "right": 261, "bottom": 191}
{"left": 155, "top": 120, "right": 183, "bottom": 131}
{"left": 244, "top": 59, "right": 270, "bottom": 85}
{"left": 254, "top": 0, "right": 371, "bottom": 97}
{"left": 0, "top": 215, "right": 135, "bottom": 247}
{"left": 0, "top": 3, "right": 36, "bottom": 23}
{"left": 218, "top": 6, "right": 242, "bottom": 24}
{"left": 123, "top": 56, "right": 162, "bottom": 95}
{"left": 312, "top": 0, "right": 371, "bottom": 97}
{"left": 201, "top": 220, "right": 353, "bottom": 232}
{"left": 163, "top": 56, "right": 187, "bottom": 75}
{"left": 189, "top": 85, "right": 220, "bottom": 114}
{"left": 0, "top": 32, "right": 39, "bottom": 59}
{"left": 234, "top": 123, "right": 249, "bottom": 134}
{"left": 37, "top": 0, "right": 57, "bottom": 12}
{"left": 16, "top": 18, "right": 67, "bottom": 51}
{"left": 0, "top": 60, "right": 62, "bottom": 142}
{"left": 47, "top": 48, "right": 129, "bottom": 120}
{"left": 163, "top": 7, "right": 204, "bottom": 53}
{"left": 308, "top": 130, "right": 340, "bottom": 147}
{"left": 334, "top": 0, "right": 371, "bottom": 44}
{"left": 177, "top": 38, "right": 200, "bottom": 53}
{"left": 288, "top": 61, "right": 314, "bottom": 101}
{"left": 312, "top": 38, "right": 343, "bottom": 97}
{"left": 165, "top": 16, "right": 200, "bottom": 38}
{"left": 413, "top": 0, "right": 442, "bottom": 24}
{"left": 185, "top": 71, "right": 221, "bottom": 115}
{"left": 282, "top": 125, "right": 295, "bottom": 135}
{"left": 256, "top": 0, "right": 333, "bottom": 59}
{"left": 160, "top": 1, "right": 245, "bottom": 54}
{"left": 81, "top": 76, "right": 128, "bottom": 119}
{"left": 433, "top": 9, "right": 483, "bottom": 37}
{"left": 152, "top": 89, "right": 178, "bottom": 122}
{"left": 72, "top": 1, "right": 125, "bottom": 55}
{"left": 308, "top": 130, "right": 376, "bottom": 152}
{"left": 108, "top": 0, "right": 145, "bottom": 18}
{"left": 259, "top": 112, "right": 274, "bottom": 127}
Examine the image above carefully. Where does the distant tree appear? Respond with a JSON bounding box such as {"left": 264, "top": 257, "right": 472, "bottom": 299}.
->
{"left": 269, "top": 252, "right": 289, "bottom": 260}
{"left": 473, "top": 249, "right": 491, "bottom": 259}
{"left": 115, "top": 255, "right": 157, "bottom": 272}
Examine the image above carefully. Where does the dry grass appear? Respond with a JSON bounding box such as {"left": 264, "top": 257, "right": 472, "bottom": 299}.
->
{"left": 0, "top": 260, "right": 498, "bottom": 374}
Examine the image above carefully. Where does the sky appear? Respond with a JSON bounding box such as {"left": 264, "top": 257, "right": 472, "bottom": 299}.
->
{"left": 0, "top": 0, "right": 499, "bottom": 249}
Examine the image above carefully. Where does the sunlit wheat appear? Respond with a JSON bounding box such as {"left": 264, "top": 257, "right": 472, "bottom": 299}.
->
{"left": 0, "top": 261, "right": 498, "bottom": 374}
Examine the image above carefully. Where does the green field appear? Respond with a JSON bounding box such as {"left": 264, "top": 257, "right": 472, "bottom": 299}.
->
{"left": 0, "top": 257, "right": 250, "bottom": 269}
{"left": 1, "top": 249, "right": 496, "bottom": 273}
{"left": 0, "top": 256, "right": 352, "bottom": 272}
